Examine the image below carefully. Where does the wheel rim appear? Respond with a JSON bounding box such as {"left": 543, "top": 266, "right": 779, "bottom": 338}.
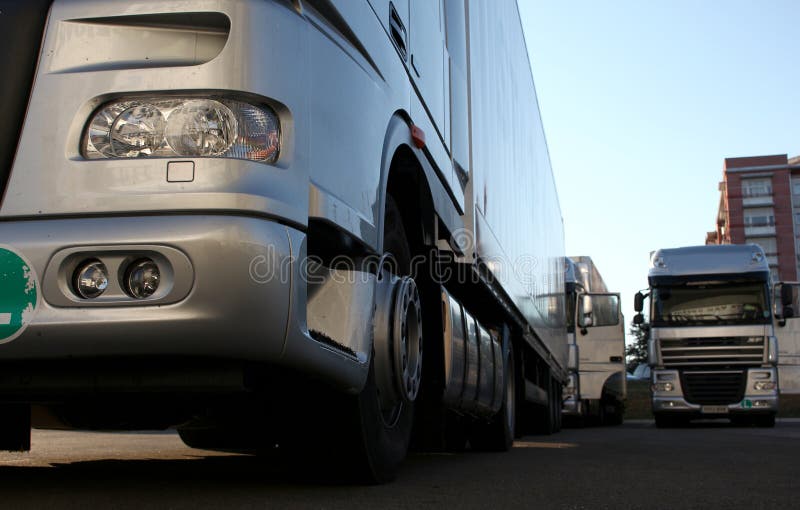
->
{"left": 393, "top": 278, "right": 423, "bottom": 403}
{"left": 373, "top": 271, "right": 423, "bottom": 428}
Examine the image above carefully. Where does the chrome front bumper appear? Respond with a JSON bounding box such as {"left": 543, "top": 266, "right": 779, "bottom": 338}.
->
{"left": 0, "top": 215, "right": 368, "bottom": 393}
{"left": 651, "top": 368, "right": 779, "bottom": 415}
{"left": 652, "top": 395, "right": 778, "bottom": 414}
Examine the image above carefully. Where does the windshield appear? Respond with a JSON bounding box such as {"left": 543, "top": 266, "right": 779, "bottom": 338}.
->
{"left": 652, "top": 281, "right": 770, "bottom": 326}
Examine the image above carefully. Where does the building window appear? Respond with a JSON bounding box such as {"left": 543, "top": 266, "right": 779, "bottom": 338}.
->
{"left": 770, "top": 267, "right": 780, "bottom": 282}
{"left": 747, "top": 237, "right": 777, "bottom": 254}
{"left": 744, "top": 208, "right": 775, "bottom": 227}
{"left": 742, "top": 178, "right": 772, "bottom": 197}
{"left": 793, "top": 180, "right": 800, "bottom": 196}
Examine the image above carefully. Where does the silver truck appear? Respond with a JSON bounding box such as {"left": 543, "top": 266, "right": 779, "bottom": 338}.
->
{"left": 633, "top": 244, "right": 779, "bottom": 428}
{"left": 0, "top": 0, "right": 567, "bottom": 481}
{"left": 563, "top": 257, "right": 625, "bottom": 425}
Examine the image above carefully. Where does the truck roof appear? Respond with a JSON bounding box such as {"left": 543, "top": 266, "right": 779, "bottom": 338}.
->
{"left": 648, "top": 244, "right": 769, "bottom": 281}
{"left": 566, "top": 256, "right": 610, "bottom": 293}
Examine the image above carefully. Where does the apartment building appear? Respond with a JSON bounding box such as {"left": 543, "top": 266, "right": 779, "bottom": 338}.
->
{"left": 707, "top": 154, "right": 800, "bottom": 282}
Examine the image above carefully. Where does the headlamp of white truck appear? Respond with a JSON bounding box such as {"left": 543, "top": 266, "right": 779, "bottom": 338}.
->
{"left": 83, "top": 98, "right": 280, "bottom": 164}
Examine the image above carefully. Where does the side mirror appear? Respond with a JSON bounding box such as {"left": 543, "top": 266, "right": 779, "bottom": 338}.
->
{"left": 581, "top": 294, "right": 593, "bottom": 317}
{"left": 634, "top": 292, "right": 644, "bottom": 313}
{"left": 633, "top": 313, "right": 644, "bottom": 325}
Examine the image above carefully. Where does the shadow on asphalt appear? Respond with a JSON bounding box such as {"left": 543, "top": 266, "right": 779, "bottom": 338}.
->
{"left": 0, "top": 448, "right": 485, "bottom": 489}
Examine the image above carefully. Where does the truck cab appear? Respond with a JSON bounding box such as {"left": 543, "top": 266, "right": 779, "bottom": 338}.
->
{"left": 563, "top": 257, "right": 626, "bottom": 425}
{"left": 635, "top": 244, "right": 779, "bottom": 427}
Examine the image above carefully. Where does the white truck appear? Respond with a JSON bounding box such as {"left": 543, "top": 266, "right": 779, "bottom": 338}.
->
{"left": 0, "top": 0, "right": 567, "bottom": 481}
{"left": 634, "top": 245, "right": 779, "bottom": 428}
{"left": 773, "top": 283, "right": 800, "bottom": 394}
{"left": 563, "top": 257, "right": 626, "bottom": 425}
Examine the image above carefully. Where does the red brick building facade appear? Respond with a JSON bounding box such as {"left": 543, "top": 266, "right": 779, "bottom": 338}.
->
{"left": 707, "top": 154, "right": 800, "bottom": 282}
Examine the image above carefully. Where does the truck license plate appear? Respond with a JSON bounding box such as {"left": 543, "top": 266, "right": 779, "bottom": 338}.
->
{"left": 701, "top": 406, "right": 729, "bottom": 414}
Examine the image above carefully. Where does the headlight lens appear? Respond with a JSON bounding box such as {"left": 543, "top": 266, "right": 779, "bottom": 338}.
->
{"left": 653, "top": 382, "right": 674, "bottom": 392}
{"left": 125, "top": 259, "right": 161, "bottom": 299}
{"left": 84, "top": 97, "right": 280, "bottom": 163}
{"left": 73, "top": 260, "right": 109, "bottom": 299}
{"left": 754, "top": 381, "right": 777, "bottom": 391}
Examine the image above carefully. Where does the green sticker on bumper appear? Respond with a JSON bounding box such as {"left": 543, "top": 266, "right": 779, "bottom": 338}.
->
{"left": 0, "top": 246, "right": 39, "bottom": 343}
{"left": 742, "top": 399, "right": 753, "bottom": 409}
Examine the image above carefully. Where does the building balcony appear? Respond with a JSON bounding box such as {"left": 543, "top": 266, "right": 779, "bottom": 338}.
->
{"left": 744, "top": 225, "right": 776, "bottom": 236}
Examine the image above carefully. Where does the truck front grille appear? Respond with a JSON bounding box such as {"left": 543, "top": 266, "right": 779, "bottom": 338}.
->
{"left": 681, "top": 371, "right": 746, "bottom": 405}
{"left": 660, "top": 336, "right": 764, "bottom": 367}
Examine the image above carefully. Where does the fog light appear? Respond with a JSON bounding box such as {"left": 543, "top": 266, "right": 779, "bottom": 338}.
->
{"left": 754, "top": 381, "right": 777, "bottom": 391}
{"left": 653, "top": 382, "right": 674, "bottom": 392}
{"left": 73, "top": 260, "right": 109, "bottom": 299}
{"left": 125, "top": 259, "right": 160, "bottom": 299}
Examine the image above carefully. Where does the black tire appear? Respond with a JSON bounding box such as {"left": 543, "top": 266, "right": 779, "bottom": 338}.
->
{"left": 343, "top": 195, "right": 416, "bottom": 483}
{"left": 470, "top": 349, "right": 516, "bottom": 451}
{"left": 602, "top": 395, "right": 624, "bottom": 426}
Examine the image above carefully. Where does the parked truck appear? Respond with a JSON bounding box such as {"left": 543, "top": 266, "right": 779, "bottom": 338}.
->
{"left": 633, "top": 244, "right": 779, "bottom": 428}
{"left": 563, "top": 257, "right": 625, "bottom": 425}
{"left": 0, "top": 0, "right": 567, "bottom": 481}
{"left": 773, "top": 282, "right": 800, "bottom": 394}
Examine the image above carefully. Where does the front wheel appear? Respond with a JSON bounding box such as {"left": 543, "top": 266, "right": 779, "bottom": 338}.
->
{"left": 344, "top": 195, "right": 418, "bottom": 483}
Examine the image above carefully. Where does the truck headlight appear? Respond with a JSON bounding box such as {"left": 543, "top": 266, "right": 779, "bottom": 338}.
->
{"left": 653, "top": 382, "right": 674, "bottom": 392}
{"left": 754, "top": 381, "right": 777, "bottom": 391}
{"left": 83, "top": 97, "right": 280, "bottom": 164}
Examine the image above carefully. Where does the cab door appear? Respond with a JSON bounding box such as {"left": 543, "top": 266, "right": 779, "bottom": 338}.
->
{"left": 576, "top": 293, "right": 626, "bottom": 400}
{"left": 409, "top": 0, "right": 447, "bottom": 143}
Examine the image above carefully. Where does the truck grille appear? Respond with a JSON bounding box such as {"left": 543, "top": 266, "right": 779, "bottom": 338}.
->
{"left": 681, "top": 371, "right": 746, "bottom": 405}
{"left": 659, "top": 336, "right": 764, "bottom": 367}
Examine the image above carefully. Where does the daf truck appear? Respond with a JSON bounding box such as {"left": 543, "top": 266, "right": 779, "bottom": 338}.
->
{"left": 0, "top": 0, "right": 567, "bottom": 481}
{"left": 633, "top": 245, "right": 779, "bottom": 428}
{"left": 563, "top": 257, "right": 625, "bottom": 425}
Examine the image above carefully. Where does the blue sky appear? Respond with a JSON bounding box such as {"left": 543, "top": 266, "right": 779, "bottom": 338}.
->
{"left": 518, "top": 0, "right": 800, "bottom": 341}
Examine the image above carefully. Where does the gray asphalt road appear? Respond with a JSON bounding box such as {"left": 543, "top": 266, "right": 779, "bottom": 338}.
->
{"left": 0, "top": 420, "right": 797, "bottom": 509}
